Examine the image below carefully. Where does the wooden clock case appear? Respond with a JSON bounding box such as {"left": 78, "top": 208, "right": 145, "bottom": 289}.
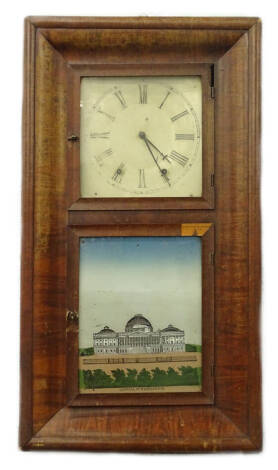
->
{"left": 21, "top": 16, "right": 261, "bottom": 452}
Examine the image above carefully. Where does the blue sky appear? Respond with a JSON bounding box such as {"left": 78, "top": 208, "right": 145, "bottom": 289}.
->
{"left": 79, "top": 236, "right": 202, "bottom": 347}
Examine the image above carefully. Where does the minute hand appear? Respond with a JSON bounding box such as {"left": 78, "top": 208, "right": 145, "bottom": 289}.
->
{"left": 140, "top": 135, "right": 170, "bottom": 186}
{"left": 145, "top": 137, "right": 169, "bottom": 161}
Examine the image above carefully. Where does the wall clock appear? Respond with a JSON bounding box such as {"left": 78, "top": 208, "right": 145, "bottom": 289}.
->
{"left": 20, "top": 16, "right": 262, "bottom": 452}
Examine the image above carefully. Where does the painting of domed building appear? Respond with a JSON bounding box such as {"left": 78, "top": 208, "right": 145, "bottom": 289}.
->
{"left": 79, "top": 237, "right": 202, "bottom": 393}
{"left": 93, "top": 314, "right": 185, "bottom": 355}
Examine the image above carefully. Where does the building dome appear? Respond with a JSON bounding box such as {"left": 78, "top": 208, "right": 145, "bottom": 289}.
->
{"left": 161, "top": 324, "right": 183, "bottom": 332}
{"left": 125, "top": 314, "right": 153, "bottom": 333}
{"left": 96, "top": 325, "right": 115, "bottom": 335}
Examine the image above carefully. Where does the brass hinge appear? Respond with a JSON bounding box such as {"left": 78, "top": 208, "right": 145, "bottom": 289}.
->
{"left": 67, "top": 134, "right": 80, "bottom": 142}
{"left": 210, "top": 174, "right": 215, "bottom": 187}
{"left": 210, "top": 64, "right": 215, "bottom": 99}
{"left": 211, "top": 364, "right": 215, "bottom": 376}
{"left": 210, "top": 252, "right": 215, "bottom": 265}
{"left": 66, "top": 310, "right": 79, "bottom": 322}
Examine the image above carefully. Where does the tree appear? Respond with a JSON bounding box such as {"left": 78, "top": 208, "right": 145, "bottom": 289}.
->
{"left": 111, "top": 368, "right": 127, "bottom": 387}
{"left": 79, "top": 347, "right": 94, "bottom": 356}
{"left": 178, "top": 366, "right": 199, "bottom": 385}
{"left": 136, "top": 368, "right": 152, "bottom": 387}
{"left": 196, "top": 367, "right": 202, "bottom": 385}
{"left": 83, "top": 370, "right": 93, "bottom": 388}
{"left": 151, "top": 367, "right": 169, "bottom": 386}
{"left": 92, "top": 369, "right": 113, "bottom": 388}
{"left": 126, "top": 369, "right": 137, "bottom": 386}
{"left": 166, "top": 367, "right": 181, "bottom": 386}
{"left": 186, "top": 344, "right": 197, "bottom": 352}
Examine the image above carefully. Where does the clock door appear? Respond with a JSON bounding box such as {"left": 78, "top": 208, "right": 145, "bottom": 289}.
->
{"left": 67, "top": 64, "right": 214, "bottom": 210}
{"left": 66, "top": 223, "right": 214, "bottom": 406}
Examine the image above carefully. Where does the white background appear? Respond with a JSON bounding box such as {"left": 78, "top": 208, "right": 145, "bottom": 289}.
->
{"left": 0, "top": 0, "right": 277, "bottom": 467}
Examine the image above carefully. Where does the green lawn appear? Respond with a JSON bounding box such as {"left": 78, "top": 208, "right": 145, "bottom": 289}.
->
{"left": 80, "top": 366, "right": 202, "bottom": 389}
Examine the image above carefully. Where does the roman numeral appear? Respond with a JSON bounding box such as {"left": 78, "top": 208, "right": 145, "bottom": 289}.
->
{"left": 112, "top": 162, "right": 125, "bottom": 183}
{"left": 175, "top": 133, "right": 194, "bottom": 140}
{"left": 169, "top": 150, "right": 189, "bottom": 167}
{"left": 95, "top": 148, "right": 113, "bottom": 164}
{"left": 139, "top": 84, "right": 148, "bottom": 104}
{"left": 138, "top": 169, "right": 146, "bottom": 188}
{"left": 171, "top": 110, "right": 189, "bottom": 122}
{"left": 97, "top": 109, "right": 115, "bottom": 122}
{"left": 114, "top": 90, "right": 127, "bottom": 109}
{"left": 159, "top": 91, "right": 171, "bottom": 109}
{"left": 90, "top": 132, "right": 110, "bottom": 139}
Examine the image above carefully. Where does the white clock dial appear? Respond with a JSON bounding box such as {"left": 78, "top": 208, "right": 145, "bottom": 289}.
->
{"left": 80, "top": 76, "right": 202, "bottom": 197}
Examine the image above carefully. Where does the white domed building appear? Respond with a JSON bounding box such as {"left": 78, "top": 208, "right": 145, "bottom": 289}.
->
{"left": 93, "top": 314, "right": 185, "bottom": 355}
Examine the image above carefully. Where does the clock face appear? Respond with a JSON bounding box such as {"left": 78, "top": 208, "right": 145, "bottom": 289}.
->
{"left": 80, "top": 76, "right": 202, "bottom": 198}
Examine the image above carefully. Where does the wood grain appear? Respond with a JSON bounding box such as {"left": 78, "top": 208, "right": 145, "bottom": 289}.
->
{"left": 29, "top": 406, "right": 254, "bottom": 452}
{"left": 214, "top": 32, "right": 250, "bottom": 435}
{"left": 247, "top": 21, "right": 262, "bottom": 449}
{"left": 41, "top": 27, "right": 244, "bottom": 65}
{"left": 29, "top": 16, "right": 259, "bottom": 30}
{"left": 32, "top": 31, "right": 68, "bottom": 434}
{"left": 20, "top": 17, "right": 36, "bottom": 449}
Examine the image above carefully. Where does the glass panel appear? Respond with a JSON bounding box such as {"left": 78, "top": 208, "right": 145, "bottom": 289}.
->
{"left": 79, "top": 237, "right": 202, "bottom": 394}
{"left": 80, "top": 76, "right": 202, "bottom": 198}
